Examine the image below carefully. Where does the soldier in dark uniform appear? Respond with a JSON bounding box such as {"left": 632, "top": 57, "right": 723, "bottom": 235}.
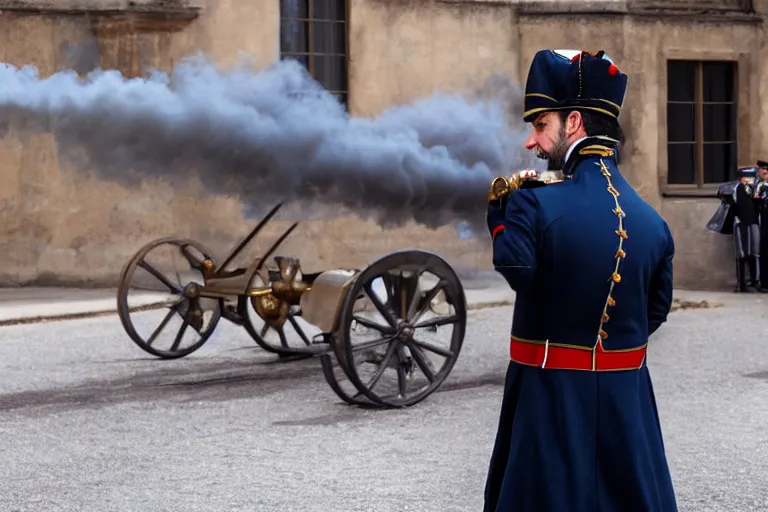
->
{"left": 755, "top": 162, "right": 768, "bottom": 290}
{"left": 484, "top": 49, "right": 677, "bottom": 512}
{"left": 731, "top": 167, "right": 761, "bottom": 292}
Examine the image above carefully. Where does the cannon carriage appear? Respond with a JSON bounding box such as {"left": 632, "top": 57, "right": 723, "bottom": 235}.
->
{"left": 116, "top": 203, "right": 467, "bottom": 408}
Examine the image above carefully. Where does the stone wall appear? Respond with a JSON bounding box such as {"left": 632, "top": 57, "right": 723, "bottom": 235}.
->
{"left": 0, "top": 0, "right": 516, "bottom": 287}
{"left": 516, "top": 5, "right": 763, "bottom": 290}
{"left": 0, "top": 0, "right": 764, "bottom": 289}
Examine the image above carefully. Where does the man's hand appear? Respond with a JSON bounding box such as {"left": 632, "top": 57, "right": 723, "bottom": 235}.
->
{"left": 487, "top": 170, "right": 539, "bottom": 238}
{"left": 518, "top": 170, "right": 539, "bottom": 180}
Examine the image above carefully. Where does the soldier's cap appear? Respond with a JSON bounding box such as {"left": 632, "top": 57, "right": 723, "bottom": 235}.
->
{"left": 756, "top": 160, "right": 768, "bottom": 169}
{"left": 738, "top": 166, "right": 757, "bottom": 177}
{"left": 523, "top": 49, "right": 628, "bottom": 123}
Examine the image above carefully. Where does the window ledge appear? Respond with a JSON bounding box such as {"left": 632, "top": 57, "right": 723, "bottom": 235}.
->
{"left": 515, "top": 0, "right": 630, "bottom": 15}
{"left": 630, "top": 10, "right": 761, "bottom": 23}
{"left": 0, "top": 0, "right": 203, "bottom": 15}
{"left": 514, "top": 0, "right": 762, "bottom": 21}
{"left": 662, "top": 187, "right": 722, "bottom": 198}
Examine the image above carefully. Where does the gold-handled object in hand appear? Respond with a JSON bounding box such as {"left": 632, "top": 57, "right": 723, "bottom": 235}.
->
{"left": 488, "top": 170, "right": 567, "bottom": 202}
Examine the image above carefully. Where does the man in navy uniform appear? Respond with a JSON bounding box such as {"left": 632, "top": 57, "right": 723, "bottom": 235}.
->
{"left": 731, "top": 166, "right": 762, "bottom": 292}
{"left": 753, "top": 162, "right": 768, "bottom": 290}
{"left": 484, "top": 49, "right": 678, "bottom": 512}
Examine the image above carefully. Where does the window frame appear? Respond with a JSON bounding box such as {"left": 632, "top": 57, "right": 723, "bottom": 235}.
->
{"left": 278, "top": 0, "right": 350, "bottom": 108}
{"left": 665, "top": 59, "right": 738, "bottom": 191}
{"left": 659, "top": 51, "right": 749, "bottom": 198}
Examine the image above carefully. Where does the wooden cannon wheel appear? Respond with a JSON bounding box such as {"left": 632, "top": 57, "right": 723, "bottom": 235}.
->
{"left": 321, "top": 249, "right": 467, "bottom": 409}
{"left": 116, "top": 238, "right": 222, "bottom": 359}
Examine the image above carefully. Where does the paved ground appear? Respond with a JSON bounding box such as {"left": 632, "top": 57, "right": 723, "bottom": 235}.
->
{"left": 0, "top": 273, "right": 740, "bottom": 325}
{"left": 0, "top": 290, "right": 767, "bottom": 511}
{"left": 0, "top": 273, "right": 516, "bottom": 325}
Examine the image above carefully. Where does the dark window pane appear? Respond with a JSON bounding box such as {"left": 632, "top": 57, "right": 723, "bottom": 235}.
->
{"left": 280, "top": 0, "right": 308, "bottom": 18}
{"left": 333, "top": 92, "right": 348, "bottom": 109}
{"left": 312, "top": 21, "right": 345, "bottom": 54}
{"left": 282, "top": 54, "right": 309, "bottom": 71}
{"left": 312, "top": 55, "right": 347, "bottom": 92}
{"left": 703, "top": 103, "right": 736, "bottom": 142}
{"left": 703, "top": 143, "right": 737, "bottom": 183}
{"left": 313, "top": 0, "right": 346, "bottom": 20}
{"left": 667, "top": 103, "right": 696, "bottom": 142}
{"left": 280, "top": 20, "right": 308, "bottom": 54}
{"left": 702, "top": 61, "right": 735, "bottom": 103}
{"left": 667, "top": 143, "right": 696, "bottom": 184}
{"left": 667, "top": 60, "right": 696, "bottom": 102}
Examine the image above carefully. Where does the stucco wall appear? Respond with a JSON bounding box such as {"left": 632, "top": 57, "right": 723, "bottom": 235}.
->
{"left": 0, "top": 0, "right": 762, "bottom": 290}
{"left": 0, "top": 4, "right": 284, "bottom": 287}
{"left": 646, "top": 17, "right": 760, "bottom": 290}
{"left": 0, "top": 0, "right": 521, "bottom": 286}
{"left": 517, "top": 11, "right": 762, "bottom": 291}
{"left": 349, "top": 0, "right": 520, "bottom": 115}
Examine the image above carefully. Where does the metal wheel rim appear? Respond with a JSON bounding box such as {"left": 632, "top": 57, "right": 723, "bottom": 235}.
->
{"left": 335, "top": 249, "right": 467, "bottom": 408}
{"left": 318, "top": 353, "right": 381, "bottom": 408}
{"left": 116, "top": 238, "right": 222, "bottom": 359}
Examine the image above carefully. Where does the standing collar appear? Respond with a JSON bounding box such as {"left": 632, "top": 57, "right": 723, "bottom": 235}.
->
{"left": 564, "top": 136, "right": 587, "bottom": 168}
{"left": 562, "top": 136, "right": 620, "bottom": 176}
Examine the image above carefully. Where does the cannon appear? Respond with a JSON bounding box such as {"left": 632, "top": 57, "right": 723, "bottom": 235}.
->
{"left": 116, "top": 203, "right": 467, "bottom": 408}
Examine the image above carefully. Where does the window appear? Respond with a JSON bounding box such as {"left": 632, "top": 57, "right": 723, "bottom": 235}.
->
{"left": 279, "top": 0, "right": 348, "bottom": 108}
{"left": 666, "top": 60, "right": 738, "bottom": 187}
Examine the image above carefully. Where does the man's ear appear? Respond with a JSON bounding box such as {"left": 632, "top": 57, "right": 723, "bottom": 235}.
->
{"left": 565, "top": 110, "right": 584, "bottom": 137}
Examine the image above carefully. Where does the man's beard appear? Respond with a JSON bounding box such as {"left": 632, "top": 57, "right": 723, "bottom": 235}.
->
{"left": 533, "top": 125, "right": 570, "bottom": 170}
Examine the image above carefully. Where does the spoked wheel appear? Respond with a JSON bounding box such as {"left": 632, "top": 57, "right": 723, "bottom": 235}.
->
{"left": 333, "top": 249, "right": 467, "bottom": 408}
{"left": 117, "top": 238, "right": 222, "bottom": 359}
{"left": 241, "top": 271, "right": 326, "bottom": 360}
{"left": 319, "top": 348, "right": 376, "bottom": 407}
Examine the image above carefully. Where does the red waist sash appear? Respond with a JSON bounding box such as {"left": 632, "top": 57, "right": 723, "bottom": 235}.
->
{"left": 510, "top": 336, "right": 647, "bottom": 372}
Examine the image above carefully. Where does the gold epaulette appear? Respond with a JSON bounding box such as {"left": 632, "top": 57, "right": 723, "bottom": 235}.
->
{"left": 578, "top": 145, "right": 614, "bottom": 158}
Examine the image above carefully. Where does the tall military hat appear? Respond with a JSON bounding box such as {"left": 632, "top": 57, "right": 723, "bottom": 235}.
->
{"left": 523, "top": 49, "right": 629, "bottom": 123}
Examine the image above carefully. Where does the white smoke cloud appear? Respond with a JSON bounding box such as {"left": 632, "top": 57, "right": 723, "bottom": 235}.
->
{"left": 0, "top": 52, "right": 542, "bottom": 234}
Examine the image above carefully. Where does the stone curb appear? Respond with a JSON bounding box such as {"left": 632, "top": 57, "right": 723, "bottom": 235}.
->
{"left": 0, "top": 290, "right": 738, "bottom": 328}
{"left": 0, "top": 295, "right": 515, "bottom": 328}
{"left": 0, "top": 296, "right": 169, "bottom": 327}
{"left": 0, "top": 309, "right": 129, "bottom": 327}
{"left": 467, "top": 300, "right": 514, "bottom": 311}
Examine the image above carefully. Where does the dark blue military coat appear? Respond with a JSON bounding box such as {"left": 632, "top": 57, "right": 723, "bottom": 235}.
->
{"left": 484, "top": 137, "right": 678, "bottom": 512}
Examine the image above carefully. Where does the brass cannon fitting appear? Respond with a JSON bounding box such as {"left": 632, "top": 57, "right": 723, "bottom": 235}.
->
{"left": 200, "top": 258, "right": 216, "bottom": 278}
{"left": 249, "top": 256, "right": 312, "bottom": 327}
{"left": 270, "top": 279, "right": 311, "bottom": 305}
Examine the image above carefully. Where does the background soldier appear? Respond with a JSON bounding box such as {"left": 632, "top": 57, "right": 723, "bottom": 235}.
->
{"left": 756, "top": 161, "right": 768, "bottom": 290}
{"left": 484, "top": 49, "right": 677, "bottom": 511}
{"left": 732, "top": 167, "right": 762, "bottom": 292}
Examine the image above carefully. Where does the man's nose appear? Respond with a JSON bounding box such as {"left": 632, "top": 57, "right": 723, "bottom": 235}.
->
{"left": 524, "top": 130, "right": 537, "bottom": 150}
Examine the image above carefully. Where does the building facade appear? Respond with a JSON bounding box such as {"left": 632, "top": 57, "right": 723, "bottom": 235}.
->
{"left": 0, "top": 0, "right": 764, "bottom": 289}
